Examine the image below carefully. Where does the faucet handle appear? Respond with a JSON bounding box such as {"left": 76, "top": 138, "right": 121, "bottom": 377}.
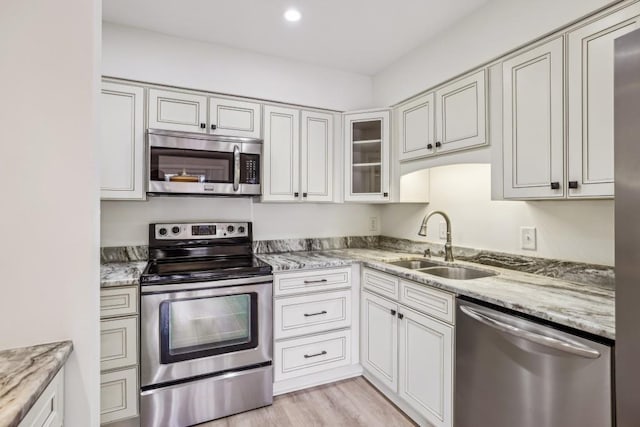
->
{"left": 423, "top": 249, "right": 431, "bottom": 258}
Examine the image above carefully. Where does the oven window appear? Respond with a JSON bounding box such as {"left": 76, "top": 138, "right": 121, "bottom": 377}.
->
{"left": 150, "top": 147, "right": 233, "bottom": 183}
{"left": 159, "top": 293, "right": 258, "bottom": 364}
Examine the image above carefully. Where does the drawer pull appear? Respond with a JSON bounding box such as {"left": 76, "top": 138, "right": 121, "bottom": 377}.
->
{"left": 304, "top": 350, "right": 328, "bottom": 359}
{"left": 304, "top": 310, "right": 328, "bottom": 317}
{"left": 304, "top": 279, "right": 328, "bottom": 284}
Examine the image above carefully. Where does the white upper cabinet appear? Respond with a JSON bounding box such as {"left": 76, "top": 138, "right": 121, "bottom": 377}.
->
{"left": 208, "top": 97, "right": 261, "bottom": 138}
{"left": 502, "top": 37, "right": 565, "bottom": 199}
{"left": 262, "top": 105, "right": 300, "bottom": 202}
{"left": 567, "top": 3, "right": 640, "bottom": 198}
{"left": 397, "top": 93, "right": 435, "bottom": 161}
{"left": 344, "top": 110, "right": 390, "bottom": 202}
{"left": 301, "top": 110, "right": 334, "bottom": 202}
{"left": 397, "top": 69, "right": 487, "bottom": 162}
{"left": 148, "top": 88, "right": 207, "bottom": 133}
{"left": 435, "top": 69, "right": 487, "bottom": 154}
{"left": 262, "top": 107, "right": 335, "bottom": 203}
{"left": 100, "top": 82, "right": 145, "bottom": 200}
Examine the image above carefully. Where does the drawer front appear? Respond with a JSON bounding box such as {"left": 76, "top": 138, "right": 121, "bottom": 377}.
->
{"left": 362, "top": 268, "right": 399, "bottom": 300}
{"left": 100, "top": 367, "right": 138, "bottom": 425}
{"left": 399, "top": 280, "right": 455, "bottom": 324}
{"left": 18, "top": 368, "right": 64, "bottom": 427}
{"left": 275, "top": 330, "right": 352, "bottom": 381}
{"left": 274, "top": 267, "right": 351, "bottom": 296}
{"left": 100, "top": 287, "right": 138, "bottom": 318}
{"left": 275, "top": 290, "right": 351, "bottom": 340}
{"left": 100, "top": 317, "right": 138, "bottom": 371}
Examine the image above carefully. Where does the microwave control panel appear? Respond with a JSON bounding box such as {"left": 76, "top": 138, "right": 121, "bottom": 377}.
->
{"left": 241, "top": 154, "right": 260, "bottom": 184}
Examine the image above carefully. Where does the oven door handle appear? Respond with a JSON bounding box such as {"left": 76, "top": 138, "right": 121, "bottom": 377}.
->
{"left": 233, "top": 145, "right": 240, "bottom": 192}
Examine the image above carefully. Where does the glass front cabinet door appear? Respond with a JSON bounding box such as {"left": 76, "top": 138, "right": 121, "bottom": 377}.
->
{"left": 343, "top": 110, "right": 390, "bottom": 202}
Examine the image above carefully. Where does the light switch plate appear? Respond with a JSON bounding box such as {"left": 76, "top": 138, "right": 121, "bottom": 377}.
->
{"left": 520, "top": 226, "right": 537, "bottom": 250}
{"left": 369, "top": 217, "right": 378, "bottom": 232}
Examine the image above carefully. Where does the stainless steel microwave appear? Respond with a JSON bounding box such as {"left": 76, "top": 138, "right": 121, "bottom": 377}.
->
{"left": 147, "top": 129, "right": 261, "bottom": 197}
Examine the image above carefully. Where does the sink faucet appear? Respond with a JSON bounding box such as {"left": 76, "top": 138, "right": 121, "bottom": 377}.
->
{"left": 418, "top": 211, "right": 454, "bottom": 262}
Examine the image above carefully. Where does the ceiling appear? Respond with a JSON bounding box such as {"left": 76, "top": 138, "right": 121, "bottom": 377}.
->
{"left": 102, "top": 0, "right": 490, "bottom": 75}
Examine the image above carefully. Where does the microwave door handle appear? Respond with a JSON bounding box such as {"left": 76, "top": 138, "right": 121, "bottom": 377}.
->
{"left": 233, "top": 145, "right": 240, "bottom": 192}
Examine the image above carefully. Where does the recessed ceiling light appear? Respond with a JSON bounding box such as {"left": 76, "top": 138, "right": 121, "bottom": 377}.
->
{"left": 284, "top": 8, "right": 301, "bottom": 22}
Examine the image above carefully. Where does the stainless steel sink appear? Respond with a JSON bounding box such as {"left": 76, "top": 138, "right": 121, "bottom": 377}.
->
{"left": 389, "top": 259, "right": 442, "bottom": 270}
{"left": 417, "top": 266, "right": 497, "bottom": 280}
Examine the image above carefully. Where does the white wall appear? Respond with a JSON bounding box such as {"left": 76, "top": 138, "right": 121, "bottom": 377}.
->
{"left": 0, "top": 0, "right": 100, "bottom": 426}
{"left": 373, "top": 0, "right": 619, "bottom": 105}
{"left": 101, "top": 199, "right": 382, "bottom": 246}
{"left": 102, "top": 22, "right": 373, "bottom": 111}
{"left": 382, "top": 164, "right": 614, "bottom": 265}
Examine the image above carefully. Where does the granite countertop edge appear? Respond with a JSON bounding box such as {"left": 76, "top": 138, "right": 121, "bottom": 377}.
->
{"left": 0, "top": 341, "right": 73, "bottom": 427}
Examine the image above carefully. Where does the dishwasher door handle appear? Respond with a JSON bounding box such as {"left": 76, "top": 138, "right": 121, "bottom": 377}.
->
{"left": 459, "top": 305, "right": 601, "bottom": 359}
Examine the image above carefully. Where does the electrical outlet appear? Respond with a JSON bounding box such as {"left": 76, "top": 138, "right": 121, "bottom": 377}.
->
{"left": 439, "top": 222, "right": 447, "bottom": 239}
{"left": 369, "top": 216, "right": 378, "bottom": 232}
{"left": 520, "top": 226, "right": 537, "bottom": 250}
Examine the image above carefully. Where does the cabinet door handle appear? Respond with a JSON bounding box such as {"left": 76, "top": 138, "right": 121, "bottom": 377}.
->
{"left": 398, "top": 313, "right": 404, "bottom": 320}
{"left": 211, "top": 124, "right": 217, "bottom": 130}
{"left": 294, "top": 192, "right": 299, "bottom": 197}
{"left": 550, "top": 182, "right": 560, "bottom": 190}
{"left": 304, "top": 310, "right": 328, "bottom": 317}
{"left": 303, "top": 192, "right": 308, "bottom": 198}
{"left": 390, "top": 309, "right": 396, "bottom": 316}
{"left": 200, "top": 123, "right": 206, "bottom": 129}
{"left": 427, "top": 143, "right": 433, "bottom": 149}
{"left": 435, "top": 141, "right": 442, "bottom": 148}
{"left": 304, "top": 350, "right": 327, "bottom": 359}
{"left": 568, "top": 181, "right": 578, "bottom": 189}
{"left": 383, "top": 192, "right": 389, "bottom": 197}
{"left": 303, "top": 279, "right": 328, "bottom": 284}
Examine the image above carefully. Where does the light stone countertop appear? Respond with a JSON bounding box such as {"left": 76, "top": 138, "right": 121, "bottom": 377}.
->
{"left": 0, "top": 341, "right": 73, "bottom": 427}
{"left": 99, "top": 248, "right": 615, "bottom": 339}
{"left": 100, "top": 261, "right": 147, "bottom": 288}
{"left": 256, "top": 249, "right": 615, "bottom": 340}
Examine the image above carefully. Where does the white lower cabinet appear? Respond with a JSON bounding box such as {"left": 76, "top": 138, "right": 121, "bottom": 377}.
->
{"left": 361, "top": 267, "right": 454, "bottom": 427}
{"left": 399, "top": 307, "right": 453, "bottom": 427}
{"left": 100, "top": 286, "right": 139, "bottom": 425}
{"left": 273, "top": 266, "right": 360, "bottom": 395}
{"left": 19, "top": 368, "right": 64, "bottom": 427}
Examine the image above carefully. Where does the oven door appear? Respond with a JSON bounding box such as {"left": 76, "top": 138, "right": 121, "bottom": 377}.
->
{"left": 140, "top": 276, "right": 272, "bottom": 388}
{"left": 147, "top": 130, "right": 261, "bottom": 196}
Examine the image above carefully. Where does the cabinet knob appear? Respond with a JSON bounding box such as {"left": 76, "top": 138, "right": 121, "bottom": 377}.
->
{"left": 427, "top": 143, "right": 433, "bottom": 149}
{"left": 383, "top": 192, "right": 389, "bottom": 197}
{"left": 294, "top": 192, "right": 299, "bottom": 197}
{"left": 398, "top": 313, "right": 404, "bottom": 320}
{"left": 550, "top": 182, "right": 560, "bottom": 190}
{"left": 390, "top": 309, "right": 396, "bottom": 316}
{"left": 211, "top": 124, "right": 217, "bottom": 130}
{"left": 568, "top": 181, "right": 579, "bottom": 189}
{"left": 435, "top": 141, "right": 442, "bottom": 148}
{"left": 200, "top": 123, "right": 206, "bottom": 129}
{"left": 303, "top": 192, "right": 308, "bottom": 198}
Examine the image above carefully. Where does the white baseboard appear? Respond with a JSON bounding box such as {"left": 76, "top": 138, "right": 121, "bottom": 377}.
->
{"left": 273, "top": 364, "right": 363, "bottom": 396}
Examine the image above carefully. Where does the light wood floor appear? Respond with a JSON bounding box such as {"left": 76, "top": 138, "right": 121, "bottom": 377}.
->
{"left": 199, "top": 377, "right": 417, "bottom": 427}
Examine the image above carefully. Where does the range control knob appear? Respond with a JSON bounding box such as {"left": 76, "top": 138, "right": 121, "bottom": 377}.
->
{"left": 238, "top": 226, "right": 245, "bottom": 234}
{"left": 159, "top": 227, "right": 168, "bottom": 236}
{"left": 171, "top": 226, "right": 180, "bottom": 234}
{"left": 227, "top": 225, "right": 235, "bottom": 233}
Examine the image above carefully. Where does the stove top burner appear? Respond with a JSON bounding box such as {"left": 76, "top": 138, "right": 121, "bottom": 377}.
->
{"left": 141, "top": 256, "right": 272, "bottom": 285}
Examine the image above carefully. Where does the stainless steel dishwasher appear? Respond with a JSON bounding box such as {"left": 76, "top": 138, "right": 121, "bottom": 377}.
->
{"left": 455, "top": 298, "right": 613, "bottom": 427}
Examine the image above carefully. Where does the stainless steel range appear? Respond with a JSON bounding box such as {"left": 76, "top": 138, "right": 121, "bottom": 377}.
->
{"left": 139, "top": 221, "right": 273, "bottom": 427}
